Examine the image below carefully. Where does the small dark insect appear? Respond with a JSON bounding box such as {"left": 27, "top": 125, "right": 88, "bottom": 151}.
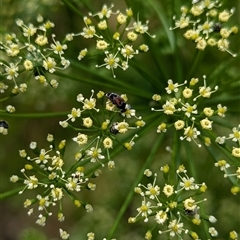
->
{"left": 110, "top": 122, "right": 119, "bottom": 134}
{"left": 212, "top": 23, "right": 222, "bottom": 32}
{"left": 71, "top": 173, "right": 82, "bottom": 183}
{"left": 105, "top": 92, "right": 131, "bottom": 113}
{"left": 0, "top": 120, "right": 9, "bottom": 129}
{"left": 184, "top": 208, "right": 197, "bottom": 216}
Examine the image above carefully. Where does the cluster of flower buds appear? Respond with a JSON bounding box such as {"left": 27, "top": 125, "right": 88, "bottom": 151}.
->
{"left": 170, "top": 0, "right": 238, "bottom": 56}
{"left": 59, "top": 90, "right": 145, "bottom": 169}
{"left": 76, "top": 4, "right": 155, "bottom": 78}
{"left": 9, "top": 134, "right": 100, "bottom": 239}
{"left": 129, "top": 164, "right": 219, "bottom": 239}
{"left": 151, "top": 75, "right": 227, "bottom": 147}
{"left": 214, "top": 124, "right": 240, "bottom": 194}
{"left": 0, "top": 15, "right": 71, "bottom": 95}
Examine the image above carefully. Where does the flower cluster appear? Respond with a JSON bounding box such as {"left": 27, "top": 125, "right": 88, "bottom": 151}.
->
{"left": 0, "top": 16, "right": 71, "bottom": 95}
{"left": 170, "top": 0, "right": 238, "bottom": 56}
{"left": 59, "top": 90, "right": 145, "bottom": 169}
{"left": 151, "top": 75, "right": 226, "bottom": 147}
{"left": 10, "top": 135, "right": 99, "bottom": 240}
{"left": 216, "top": 124, "right": 240, "bottom": 148}
{"left": 75, "top": 4, "right": 155, "bottom": 78}
{"left": 129, "top": 164, "right": 220, "bottom": 239}
{"left": 214, "top": 124, "right": 240, "bottom": 194}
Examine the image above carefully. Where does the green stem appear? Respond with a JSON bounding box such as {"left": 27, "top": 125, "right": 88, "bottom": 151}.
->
{"left": 173, "top": 46, "right": 183, "bottom": 83}
{"left": 198, "top": 95, "right": 240, "bottom": 106}
{"left": 61, "top": 0, "right": 84, "bottom": 18}
{"left": 169, "top": 130, "right": 181, "bottom": 185}
{"left": 0, "top": 187, "right": 23, "bottom": 200}
{"left": 147, "top": 0, "right": 175, "bottom": 52}
{"left": 0, "top": 112, "right": 68, "bottom": 118}
{"left": 0, "top": 95, "right": 14, "bottom": 102}
{"left": 198, "top": 203, "right": 212, "bottom": 239}
{"left": 208, "top": 54, "right": 239, "bottom": 80}
{"left": 187, "top": 50, "right": 203, "bottom": 79}
{"left": 59, "top": 60, "right": 150, "bottom": 98}
{"left": 183, "top": 140, "right": 198, "bottom": 182}
{"left": 107, "top": 134, "right": 164, "bottom": 239}
{"left": 131, "top": 60, "right": 161, "bottom": 90}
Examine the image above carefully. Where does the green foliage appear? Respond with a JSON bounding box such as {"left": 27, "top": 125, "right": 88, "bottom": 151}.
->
{"left": 19, "top": 228, "right": 48, "bottom": 240}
